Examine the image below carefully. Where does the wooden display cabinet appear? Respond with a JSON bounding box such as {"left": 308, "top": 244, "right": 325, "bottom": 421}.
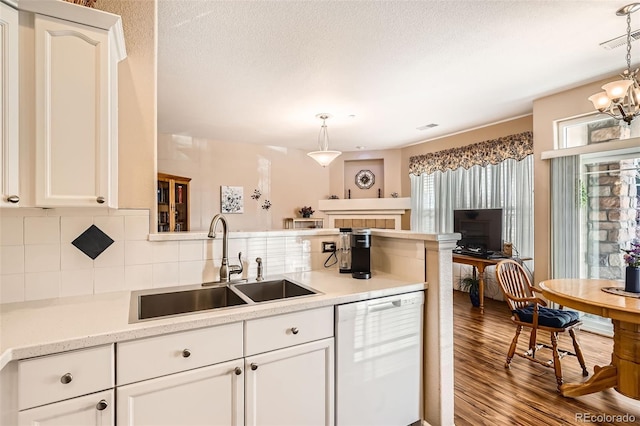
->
{"left": 157, "top": 173, "right": 191, "bottom": 232}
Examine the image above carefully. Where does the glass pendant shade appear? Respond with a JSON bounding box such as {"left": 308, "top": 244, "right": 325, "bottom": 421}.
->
{"left": 602, "top": 79, "right": 634, "bottom": 102}
{"left": 307, "top": 150, "right": 342, "bottom": 167}
{"left": 308, "top": 114, "right": 342, "bottom": 167}
{"left": 588, "top": 92, "right": 612, "bottom": 111}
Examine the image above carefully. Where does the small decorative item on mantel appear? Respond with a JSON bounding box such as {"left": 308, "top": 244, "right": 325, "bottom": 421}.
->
{"left": 299, "top": 206, "right": 315, "bottom": 218}
{"left": 622, "top": 242, "right": 640, "bottom": 293}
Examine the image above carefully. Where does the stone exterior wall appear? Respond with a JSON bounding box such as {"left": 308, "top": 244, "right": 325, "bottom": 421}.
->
{"left": 586, "top": 159, "right": 638, "bottom": 280}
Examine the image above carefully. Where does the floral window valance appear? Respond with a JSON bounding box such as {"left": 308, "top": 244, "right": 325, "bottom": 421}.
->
{"left": 409, "top": 131, "right": 533, "bottom": 176}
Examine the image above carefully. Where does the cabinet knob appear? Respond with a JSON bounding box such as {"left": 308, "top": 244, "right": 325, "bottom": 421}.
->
{"left": 291, "top": 327, "right": 299, "bottom": 335}
{"left": 234, "top": 367, "right": 242, "bottom": 375}
{"left": 6, "top": 195, "right": 19, "bottom": 204}
{"left": 96, "top": 196, "right": 106, "bottom": 204}
{"left": 96, "top": 400, "right": 108, "bottom": 411}
{"left": 60, "top": 373, "right": 73, "bottom": 384}
{"left": 182, "top": 349, "right": 191, "bottom": 358}
{"left": 250, "top": 363, "right": 258, "bottom": 371}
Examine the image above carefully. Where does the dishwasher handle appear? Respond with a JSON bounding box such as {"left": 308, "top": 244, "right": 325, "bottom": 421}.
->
{"left": 367, "top": 299, "right": 402, "bottom": 313}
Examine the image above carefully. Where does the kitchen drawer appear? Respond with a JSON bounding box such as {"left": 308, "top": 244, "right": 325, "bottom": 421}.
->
{"left": 244, "top": 307, "right": 333, "bottom": 356}
{"left": 18, "top": 344, "right": 114, "bottom": 410}
{"left": 116, "top": 322, "right": 243, "bottom": 385}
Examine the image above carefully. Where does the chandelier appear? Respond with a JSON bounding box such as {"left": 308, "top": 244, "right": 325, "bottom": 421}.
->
{"left": 307, "top": 114, "right": 342, "bottom": 167}
{"left": 589, "top": 3, "right": 640, "bottom": 124}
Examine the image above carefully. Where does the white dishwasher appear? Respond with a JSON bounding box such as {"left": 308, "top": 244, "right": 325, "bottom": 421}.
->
{"left": 335, "top": 291, "right": 424, "bottom": 426}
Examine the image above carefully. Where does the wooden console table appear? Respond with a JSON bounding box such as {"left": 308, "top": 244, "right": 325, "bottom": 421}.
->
{"left": 539, "top": 278, "right": 640, "bottom": 400}
{"left": 452, "top": 254, "right": 531, "bottom": 314}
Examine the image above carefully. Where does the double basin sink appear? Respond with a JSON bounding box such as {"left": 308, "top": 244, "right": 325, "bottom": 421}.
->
{"left": 131, "top": 279, "right": 318, "bottom": 323}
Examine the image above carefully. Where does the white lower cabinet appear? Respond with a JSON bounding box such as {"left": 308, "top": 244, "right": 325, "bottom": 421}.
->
{"left": 245, "top": 338, "right": 334, "bottom": 426}
{"left": 116, "top": 359, "right": 244, "bottom": 426}
{"left": 18, "top": 389, "right": 113, "bottom": 426}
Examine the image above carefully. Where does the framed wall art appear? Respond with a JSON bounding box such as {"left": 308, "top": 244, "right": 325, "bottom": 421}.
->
{"left": 221, "top": 186, "right": 244, "bottom": 213}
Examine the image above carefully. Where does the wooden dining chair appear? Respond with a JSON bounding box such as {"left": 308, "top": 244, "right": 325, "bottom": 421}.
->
{"left": 494, "top": 259, "right": 589, "bottom": 391}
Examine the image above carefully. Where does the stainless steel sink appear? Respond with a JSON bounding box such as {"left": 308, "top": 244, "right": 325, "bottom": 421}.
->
{"left": 135, "top": 285, "right": 248, "bottom": 321}
{"left": 233, "top": 279, "right": 316, "bottom": 303}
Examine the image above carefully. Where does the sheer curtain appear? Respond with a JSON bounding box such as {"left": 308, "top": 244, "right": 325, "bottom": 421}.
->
{"left": 410, "top": 156, "right": 534, "bottom": 257}
{"left": 550, "top": 156, "right": 580, "bottom": 278}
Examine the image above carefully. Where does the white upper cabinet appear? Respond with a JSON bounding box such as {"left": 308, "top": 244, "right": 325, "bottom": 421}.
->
{"left": 16, "top": 0, "right": 126, "bottom": 208}
{"left": 0, "top": 1, "right": 20, "bottom": 207}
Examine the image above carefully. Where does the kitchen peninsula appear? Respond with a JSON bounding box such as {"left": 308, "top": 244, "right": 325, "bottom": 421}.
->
{"left": 0, "top": 229, "right": 459, "bottom": 426}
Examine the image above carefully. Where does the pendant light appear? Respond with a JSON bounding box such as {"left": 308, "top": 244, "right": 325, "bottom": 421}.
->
{"left": 307, "top": 113, "right": 342, "bottom": 167}
{"left": 589, "top": 3, "right": 640, "bottom": 124}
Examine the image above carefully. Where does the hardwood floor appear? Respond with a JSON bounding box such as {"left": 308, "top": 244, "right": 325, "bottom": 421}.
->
{"left": 453, "top": 290, "right": 640, "bottom": 426}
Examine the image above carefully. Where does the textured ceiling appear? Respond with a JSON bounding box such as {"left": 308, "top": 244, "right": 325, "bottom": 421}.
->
{"left": 157, "top": 0, "right": 631, "bottom": 152}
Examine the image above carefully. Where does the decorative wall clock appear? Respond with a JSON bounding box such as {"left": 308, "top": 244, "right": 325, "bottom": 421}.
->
{"left": 355, "top": 169, "right": 375, "bottom": 189}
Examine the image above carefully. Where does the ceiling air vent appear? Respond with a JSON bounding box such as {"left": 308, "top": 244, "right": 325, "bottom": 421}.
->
{"left": 416, "top": 123, "right": 438, "bottom": 131}
{"left": 600, "top": 28, "right": 640, "bottom": 50}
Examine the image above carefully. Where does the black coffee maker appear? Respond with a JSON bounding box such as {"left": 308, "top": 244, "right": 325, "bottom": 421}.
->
{"left": 351, "top": 228, "right": 371, "bottom": 279}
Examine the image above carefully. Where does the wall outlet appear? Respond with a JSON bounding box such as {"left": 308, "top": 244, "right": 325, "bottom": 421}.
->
{"left": 322, "top": 242, "right": 336, "bottom": 252}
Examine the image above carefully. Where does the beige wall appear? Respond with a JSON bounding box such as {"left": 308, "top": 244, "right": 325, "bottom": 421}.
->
{"left": 532, "top": 76, "right": 617, "bottom": 285}
{"left": 158, "top": 134, "right": 330, "bottom": 232}
{"left": 98, "top": 0, "right": 157, "bottom": 213}
{"left": 327, "top": 149, "right": 403, "bottom": 201}
{"left": 399, "top": 116, "right": 534, "bottom": 229}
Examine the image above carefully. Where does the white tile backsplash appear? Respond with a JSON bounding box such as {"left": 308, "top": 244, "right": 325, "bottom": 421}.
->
{"left": 0, "top": 209, "right": 325, "bottom": 303}
{"left": 152, "top": 262, "right": 180, "bottom": 288}
{"left": 1, "top": 245, "right": 24, "bottom": 275}
{"left": 24, "top": 244, "right": 60, "bottom": 273}
{"left": 124, "top": 240, "right": 153, "bottom": 265}
{"left": 60, "top": 216, "right": 93, "bottom": 243}
{"left": 24, "top": 217, "right": 60, "bottom": 245}
{"left": 0, "top": 273, "right": 25, "bottom": 304}
{"left": 93, "top": 216, "right": 125, "bottom": 241}
{"left": 60, "top": 269, "right": 94, "bottom": 297}
{"left": 61, "top": 244, "right": 94, "bottom": 271}
{"left": 179, "top": 260, "right": 206, "bottom": 285}
{"left": 0, "top": 216, "right": 24, "bottom": 245}
{"left": 94, "top": 266, "right": 125, "bottom": 294}
{"left": 25, "top": 271, "right": 60, "bottom": 301}
{"left": 179, "top": 240, "right": 203, "bottom": 262}
{"left": 125, "top": 264, "right": 153, "bottom": 291}
{"left": 153, "top": 241, "right": 180, "bottom": 263}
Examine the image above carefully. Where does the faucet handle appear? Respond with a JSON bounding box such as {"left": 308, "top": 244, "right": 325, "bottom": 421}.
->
{"left": 229, "top": 252, "right": 243, "bottom": 276}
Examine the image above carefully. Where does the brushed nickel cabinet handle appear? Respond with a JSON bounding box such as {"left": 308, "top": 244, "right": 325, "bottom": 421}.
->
{"left": 6, "top": 195, "right": 19, "bottom": 203}
{"left": 96, "top": 196, "right": 105, "bottom": 204}
{"left": 291, "top": 327, "right": 299, "bottom": 335}
{"left": 60, "top": 373, "right": 73, "bottom": 384}
{"left": 182, "top": 349, "right": 191, "bottom": 358}
{"left": 96, "top": 400, "right": 108, "bottom": 411}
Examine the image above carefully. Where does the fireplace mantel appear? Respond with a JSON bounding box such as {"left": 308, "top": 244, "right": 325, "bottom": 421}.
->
{"left": 318, "top": 198, "right": 411, "bottom": 229}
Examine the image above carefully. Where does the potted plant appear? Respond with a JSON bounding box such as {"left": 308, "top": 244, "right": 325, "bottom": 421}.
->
{"left": 299, "top": 206, "right": 314, "bottom": 218}
{"left": 459, "top": 275, "right": 480, "bottom": 307}
{"left": 622, "top": 241, "right": 640, "bottom": 293}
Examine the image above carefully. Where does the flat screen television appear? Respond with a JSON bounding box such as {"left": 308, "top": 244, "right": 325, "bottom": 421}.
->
{"left": 453, "top": 208, "right": 503, "bottom": 253}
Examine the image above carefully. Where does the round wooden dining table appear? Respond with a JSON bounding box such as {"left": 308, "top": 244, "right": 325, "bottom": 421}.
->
{"left": 539, "top": 278, "right": 640, "bottom": 400}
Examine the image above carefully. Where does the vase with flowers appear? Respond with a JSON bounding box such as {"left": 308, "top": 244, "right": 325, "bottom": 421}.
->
{"left": 299, "top": 206, "right": 314, "bottom": 218}
{"left": 622, "top": 241, "right": 640, "bottom": 293}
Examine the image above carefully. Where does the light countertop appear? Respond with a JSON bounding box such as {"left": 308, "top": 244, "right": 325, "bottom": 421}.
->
{"left": 0, "top": 270, "right": 425, "bottom": 370}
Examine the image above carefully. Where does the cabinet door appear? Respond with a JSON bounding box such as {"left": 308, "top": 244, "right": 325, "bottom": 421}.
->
{"left": 0, "top": 2, "right": 19, "bottom": 207}
{"left": 245, "top": 338, "right": 334, "bottom": 426}
{"left": 117, "top": 359, "right": 244, "bottom": 426}
{"left": 18, "top": 389, "right": 113, "bottom": 426}
{"left": 34, "top": 14, "right": 116, "bottom": 208}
